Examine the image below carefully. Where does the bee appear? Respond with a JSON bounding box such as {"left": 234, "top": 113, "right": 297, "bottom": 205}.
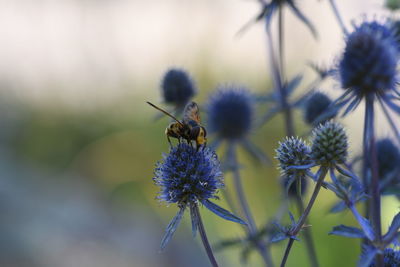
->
{"left": 146, "top": 101, "right": 207, "bottom": 149}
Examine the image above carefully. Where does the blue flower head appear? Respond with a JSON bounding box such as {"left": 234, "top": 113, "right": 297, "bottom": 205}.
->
{"left": 376, "top": 138, "right": 400, "bottom": 197}
{"left": 154, "top": 143, "right": 246, "bottom": 249}
{"left": 339, "top": 21, "right": 398, "bottom": 98}
{"left": 161, "top": 68, "right": 196, "bottom": 107}
{"left": 377, "top": 138, "right": 400, "bottom": 178}
{"left": 311, "top": 121, "right": 348, "bottom": 167}
{"left": 303, "top": 92, "right": 337, "bottom": 125}
{"left": 369, "top": 248, "right": 400, "bottom": 266}
{"left": 207, "top": 86, "right": 254, "bottom": 140}
{"left": 154, "top": 143, "right": 223, "bottom": 204}
{"left": 382, "top": 248, "right": 400, "bottom": 266}
{"left": 276, "top": 137, "right": 313, "bottom": 194}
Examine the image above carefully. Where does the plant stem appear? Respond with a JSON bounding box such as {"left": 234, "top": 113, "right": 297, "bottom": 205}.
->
{"left": 280, "top": 238, "right": 294, "bottom": 267}
{"left": 194, "top": 204, "right": 219, "bottom": 267}
{"left": 294, "top": 195, "right": 319, "bottom": 267}
{"left": 291, "top": 168, "right": 327, "bottom": 235}
{"left": 365, "top": 97, "right": 383, "bottom": 267}
{"left": 280, "top": 167, "right": 328, "bottom": 267}
{"left": 278, "top": 4, "right": 284, "bottom": 79}
{"left": 328, "top": 0, "right": 348, "bottom": 35}
{"left": 362, "top": 97, "right": 371, "bottom": 220}
{"left": 277, "top": 4, "right": 295, "bottom": 137}
{"left": 230, "top": 143, "right": 274, "bottom": 267}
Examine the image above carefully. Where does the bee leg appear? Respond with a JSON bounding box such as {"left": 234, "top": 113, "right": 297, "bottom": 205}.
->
{"left": 167, "top": 136, "right": 172, "bottom": 147}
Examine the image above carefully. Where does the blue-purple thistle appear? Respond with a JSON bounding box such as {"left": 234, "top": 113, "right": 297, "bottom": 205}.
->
{"left": 372, "top": 248, "right": 400, "bottom": 266}
{"left": 376, "top": 139, "right": 400, "bottom": 197}
{"left": 161, "top": 68, "right": 196, "bottom": 108}
{"left": 154, "top": 143, "right": 246, "bottom": 251}
{"left": 311, "top": 121, "right": 348, "bottom": 167}
{"left": 303, "top": 92, "right": 337, "bottom": 125}
{"left": 207, "top": 87, "right": 254, "bottom": 140}
{"left": 206, "top": 86, "right": 269, "bottom": 164}
{"left": 276, "top": 137, "right": 313, "bottom": 195}
{"left": 334, "top": 21, "right": 400, "bottom": 267}
{"left": 334, "top": 21, "right": 400, "bottom": 117}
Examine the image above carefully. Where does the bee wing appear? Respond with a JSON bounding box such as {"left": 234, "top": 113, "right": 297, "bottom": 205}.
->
{"left": 182, "top": 101, "right": 201, "bottom": 124}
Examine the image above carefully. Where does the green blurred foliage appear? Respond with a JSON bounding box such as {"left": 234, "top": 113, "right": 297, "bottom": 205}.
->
{"left": 386, "top": 0, "right": 400, "bottom": 10}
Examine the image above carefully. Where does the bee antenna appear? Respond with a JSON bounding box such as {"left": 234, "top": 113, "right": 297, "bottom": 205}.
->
{"left": 146, "top": 101, "right": 184, "bottom": 125}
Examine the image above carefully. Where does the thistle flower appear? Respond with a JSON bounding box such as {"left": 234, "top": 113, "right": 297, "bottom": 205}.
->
{"left": 207, "top": 86, "right": 254, "bottom": 140}
{"left": 334, "top": 21, "right": 400, "bottom": 116}
{"left": 382, "top": 248, "right": 400, "bottom": 266}
{"left": 276, "top": 137, "right": 313, "bottom": 193}
{"left": 154, "top": 143, "right": 246, "bottom": 249}
{"left": 206, "top": 86, "right": 270, "bottom": 164}
{"left": 311, "top": 121, "right": 348, "bottom": 167}
{"left": 303, "top": 92, "right": 337, "bottom": 125}
{"left": 239, "top": 0, "right": 316, "bottom": 38}
{"left": 161, "top": 68, "right": 196, "bottom": 108}
{"left": 369, "top": 248, "right": 400, "bottom": 267}
{"left": 377, "top": 139, "right": 400, "bottom": 178}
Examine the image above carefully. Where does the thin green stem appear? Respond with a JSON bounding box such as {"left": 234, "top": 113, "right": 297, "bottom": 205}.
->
{"left": 280, "top": 167, "right": 328, "bottom": 267}
{"left": 280, "top": 238, "right": 294, "bottom": 267}
{"left": 291, "top": 168, "right": 327, "bottom": 235}
{"left": 294, "top": 195, "right": 319, "bottom": 267}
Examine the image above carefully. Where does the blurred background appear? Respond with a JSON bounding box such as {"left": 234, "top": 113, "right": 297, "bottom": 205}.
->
{"left": 0, "top": 0, "right": 398, "bottom": 266}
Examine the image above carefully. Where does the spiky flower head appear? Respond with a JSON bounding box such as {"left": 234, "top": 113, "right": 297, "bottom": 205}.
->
{"left": 376, "top": 139, "right": 400, "bottom": 197}
{"left": 207, "top": 86, "right": 254, "bottom": 140}
{"left": 161, "top": 68, "right": 196, "bottom": 107}
{"left": 369, "top": 248, "right": 400, "bottom": 267}
{"left": 154, "top": 143, "right": 223, "bottom": 205}
{"left": 311, "top": 121, "right": 348, "bottom": 166}
{"left": 276, "top": 137, "right": 312, "bottom": 181}
{"left": 377, "top": 138, "right": 400, "bottom": 178}
{"left": 154, "top": 143, "right": 246, "bottom": 250}
{"left": 304, "top": 92, "right": 337, "bottom": 125}
{"left": 339, "top": 21, "right": 398, "bottom": 97}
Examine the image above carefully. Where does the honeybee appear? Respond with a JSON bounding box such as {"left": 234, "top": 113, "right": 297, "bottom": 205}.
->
{"left": 146, "top": 101, "right": 207, "bottom": 149}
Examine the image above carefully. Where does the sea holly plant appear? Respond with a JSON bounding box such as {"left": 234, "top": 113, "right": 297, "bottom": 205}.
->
{"left": 274, "top": 121, "right": 356, "bottom": 266}
{"left": 149, "top": 1, "right": 400, "bottom": 266}
{"left": 154, "top": 143, "right": 246, "bottom": 267}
